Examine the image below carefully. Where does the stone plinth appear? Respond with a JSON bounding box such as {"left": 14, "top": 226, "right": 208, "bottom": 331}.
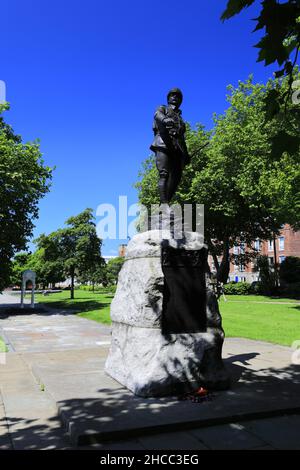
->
{"left": 105, "top": 230, "right": 230, "bottom": 397}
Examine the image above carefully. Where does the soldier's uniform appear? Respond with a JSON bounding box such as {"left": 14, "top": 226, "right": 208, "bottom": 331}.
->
{"left": 150, "top": 93, "right": 190, "bottom": 204}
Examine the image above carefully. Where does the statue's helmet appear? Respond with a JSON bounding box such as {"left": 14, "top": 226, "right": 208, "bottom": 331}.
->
{"left": 167, "top": 87, "right": 183, "bottom": 103}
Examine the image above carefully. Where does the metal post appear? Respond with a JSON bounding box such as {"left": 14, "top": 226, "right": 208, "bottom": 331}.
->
{"left": 273, "top": 233, "right": 279, "bottom": 289}
{"left": 30, "top": 281, "right": 35, "bottom": 309}
{"left": 20, "top": 280, "right": 25, "bottom": 309}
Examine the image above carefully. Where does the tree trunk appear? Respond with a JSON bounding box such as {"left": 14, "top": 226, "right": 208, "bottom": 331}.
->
{"left": 70, "top": 268, "right": 75, "bottom": 299}
{"left": 217, "top": 239, "right": 230, "bottom": 284}
{"left": 207, "top": 238, "right": 220, "bottom": 273}
{"left": 273, "top": 233, "right": 279, "bottom": 289}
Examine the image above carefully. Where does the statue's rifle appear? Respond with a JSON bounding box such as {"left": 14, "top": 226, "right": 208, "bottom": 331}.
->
{"left": 189, "top": 141, "right": 210, "bottom": 159}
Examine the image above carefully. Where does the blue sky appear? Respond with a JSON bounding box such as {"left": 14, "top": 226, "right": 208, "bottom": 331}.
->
{"left": 2, "top": 0, "right": 277, "bottom": 256}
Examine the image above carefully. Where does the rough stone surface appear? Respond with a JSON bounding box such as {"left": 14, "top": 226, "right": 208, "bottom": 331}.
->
{"left": 109, "top": 257, "right": 163, "bottom": 328}
{"left": 126, "top": 229, "right": 205, "bottom": 260}
{"left": 105, "top": 230, "right": 230, "bottom": 396}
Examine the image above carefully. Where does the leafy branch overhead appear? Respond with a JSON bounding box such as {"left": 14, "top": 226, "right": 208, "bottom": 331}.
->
{"left": 221, "top": 0, "right": 300, "bottom": 157}
{"left": 222, "top": 0, "right": 300, "bottom": 73}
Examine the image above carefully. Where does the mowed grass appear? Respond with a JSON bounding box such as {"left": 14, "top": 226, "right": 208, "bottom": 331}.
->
{"left": 219, "top": 297, "right": 300, "bottom": 346}
{"left": 35, "top": 291, "right": 300, "bottom": 346}
{"left": 223, "top": 295, "right": 298, "bottom": 303}
{"left": 0, "top": 336, "right": 8, "bottom": 353}
{"left": 35, "top": 290, "right": 113, "bottom": 324}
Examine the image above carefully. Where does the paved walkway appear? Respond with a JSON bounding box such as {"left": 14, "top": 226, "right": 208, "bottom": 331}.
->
{"left": 0, "top": 291, "right": 33, "bottom": 308}
{"left": 0, "top": 293, "right": 300, "bottom": 450}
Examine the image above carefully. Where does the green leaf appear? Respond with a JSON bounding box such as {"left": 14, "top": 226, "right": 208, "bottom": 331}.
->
{"left": 221, "top": 0, "right": 255, "bottom": 21}
{"left": 274, "top": 68, "right": 286, "bottom": 78}
{"left": 255, "top": 35, "right": 289, "bottom": 66}
{"left": 270, "top": 130, "right": 300, "bottom": 159}
{"left": 263, "top": 88, "right": 281, "bottom": 120}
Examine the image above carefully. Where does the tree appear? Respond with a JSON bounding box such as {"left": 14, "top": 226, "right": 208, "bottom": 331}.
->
{"left": 29, "top": 248, "right": 65, "bottom": 289}
{"left": 257, "top": 255, "right": 278, "bottom": 295}
{"left": 10, "top": 252, "right": 31, "bottom": 287}
{"left": 0, "top": 103, "right": 52, "bottom": 291}
{"left": 38, "top": 209, "right": 103, "bottom": 299}
{"left": 221, "top": 1, "right": 300, "bottom": 156}
{"left": 279, "top": 256, "right": 300, "bottom": 284}
{"left": 78, "top": 261, "right": 108, "bottom": 290}
{"left": 106, "top": 257, "right": 125, "bottom": 285}
{"left": 135, "top": 75, "right": 300, "bottom": 283}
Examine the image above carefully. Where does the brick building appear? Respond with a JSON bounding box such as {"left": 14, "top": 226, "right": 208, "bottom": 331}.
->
{"left": 208, "top": 225, "right": 300, "bottom": 283}
{"left": 118, "top": 244, "right": 127, "bottom": 257}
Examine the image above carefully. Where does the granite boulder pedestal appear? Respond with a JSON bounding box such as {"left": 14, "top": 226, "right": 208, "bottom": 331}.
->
{"left": 105, "top": 230, "right": 230, "bottom": 397}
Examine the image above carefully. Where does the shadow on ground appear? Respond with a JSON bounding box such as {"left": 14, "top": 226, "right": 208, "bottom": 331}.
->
{"left": 1, "top": 356, "right": 300, "bottom": 449}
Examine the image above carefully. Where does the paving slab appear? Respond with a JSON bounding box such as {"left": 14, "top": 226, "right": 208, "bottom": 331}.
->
{"left": 138, "top": 431, "right": 208, "bottom": 450}
{"left": 1, "top": 303, "right": 299, "bottom": 449}
{"left": 0, "top": 431, "right": 12, "bottom": 449}
{"left": 251, "top": 445, "right": 275, "bottom": 450}
{"left": 87, "top": 439, "right": 146, "bottom": 451}
{"left": 189, "top": 422, "right": 265, "bottom": 450}
{"left": 0, "top": 351, "right": 71, "bottom": 449}
{"left": 0, "top": 310, "right": 111, "bottom": 353}
{"left": 5, "top": 415, "right": 70, "bottom": 450}
{"left": 28, "top": 339, "right": 300, "bottom": 446}
{"left": 243, "top": 415, "right": 300, "bottom": 450}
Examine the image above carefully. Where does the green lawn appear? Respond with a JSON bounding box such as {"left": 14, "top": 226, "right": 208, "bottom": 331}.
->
{"left": 35, "top": 290, "right": 112, "bottom": 324}
{"left": 0, "top": 337, "right": 8, "bottom": 353}
{"left": 223, "top": 295, "right": 298, "bottom": 303}
{"left": 35, "top": 291, "right": 300, "bottom": 347}
{"left": 220, "top": 297, "right": 300, "bottom": 346}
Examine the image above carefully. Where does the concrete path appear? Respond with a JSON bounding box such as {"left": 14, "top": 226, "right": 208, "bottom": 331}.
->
{"left": 0, "top": 353, "right": 70, "bottom": 449}
{"left": 0, "top": 299, "right": 300, "bottom": 450}
{"left": 0, "top": 310, "right": 111, "bottom": 353}
{"left": 0, "top": 291, "right": 32, "bottom": 309}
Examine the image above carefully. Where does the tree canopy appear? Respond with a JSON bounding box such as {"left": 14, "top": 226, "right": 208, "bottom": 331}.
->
{"left": 106, "top": 257, "right": 125, "bottom": 285}
{"left": 0, "top": 104, "right": 52, "bottom": 291}
{"left": 36, "top": 208, "right": 103, "bottom": 298}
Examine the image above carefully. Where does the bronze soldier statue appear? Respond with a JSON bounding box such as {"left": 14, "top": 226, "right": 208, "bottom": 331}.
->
{"left": 150, "top": 88, "right": 191, "bottom": 204}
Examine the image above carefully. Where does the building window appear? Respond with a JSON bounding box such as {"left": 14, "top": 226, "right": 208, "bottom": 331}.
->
{"left": 254, "top": 239, "right": 260, "bottom": 251}
{"left": 279, "top": 236, "right": 285, "bottom": 251}
{"left": 240, "top": 243, "right": 245, "bottom": 254}
{"left": 279, "top": 256, "right": 286, "bottom": 264}
{"left": 240, "top": 264, "right": 245, "bottom": 272}
{"left": 268, "top": 240, "right": 274, "bottom": 251}
{"left": 233, "top": 246, "right": 239, "bottom": 255}
{"left": 268, "top": 257, "right": 274, "bottom": 266}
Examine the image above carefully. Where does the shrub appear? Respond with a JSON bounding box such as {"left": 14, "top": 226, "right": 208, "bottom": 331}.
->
{"left": 279, "top": 256, "right": 300, "bottom": 285}
{"left": 279, "top": 281, "right": 300, "bottom": 299}
{"left": 256, "top": 255, "right": 278, "bottom": 295}
{"left": 223, "top": 282, "right": 252, "bottom": 295}
{"left": 79, "top": 284, "right": 116, "bottom": 294}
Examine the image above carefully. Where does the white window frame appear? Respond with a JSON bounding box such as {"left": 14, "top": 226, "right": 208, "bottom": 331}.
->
{"left": 279, "top": 236, "right": 285, "bottom": 251}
